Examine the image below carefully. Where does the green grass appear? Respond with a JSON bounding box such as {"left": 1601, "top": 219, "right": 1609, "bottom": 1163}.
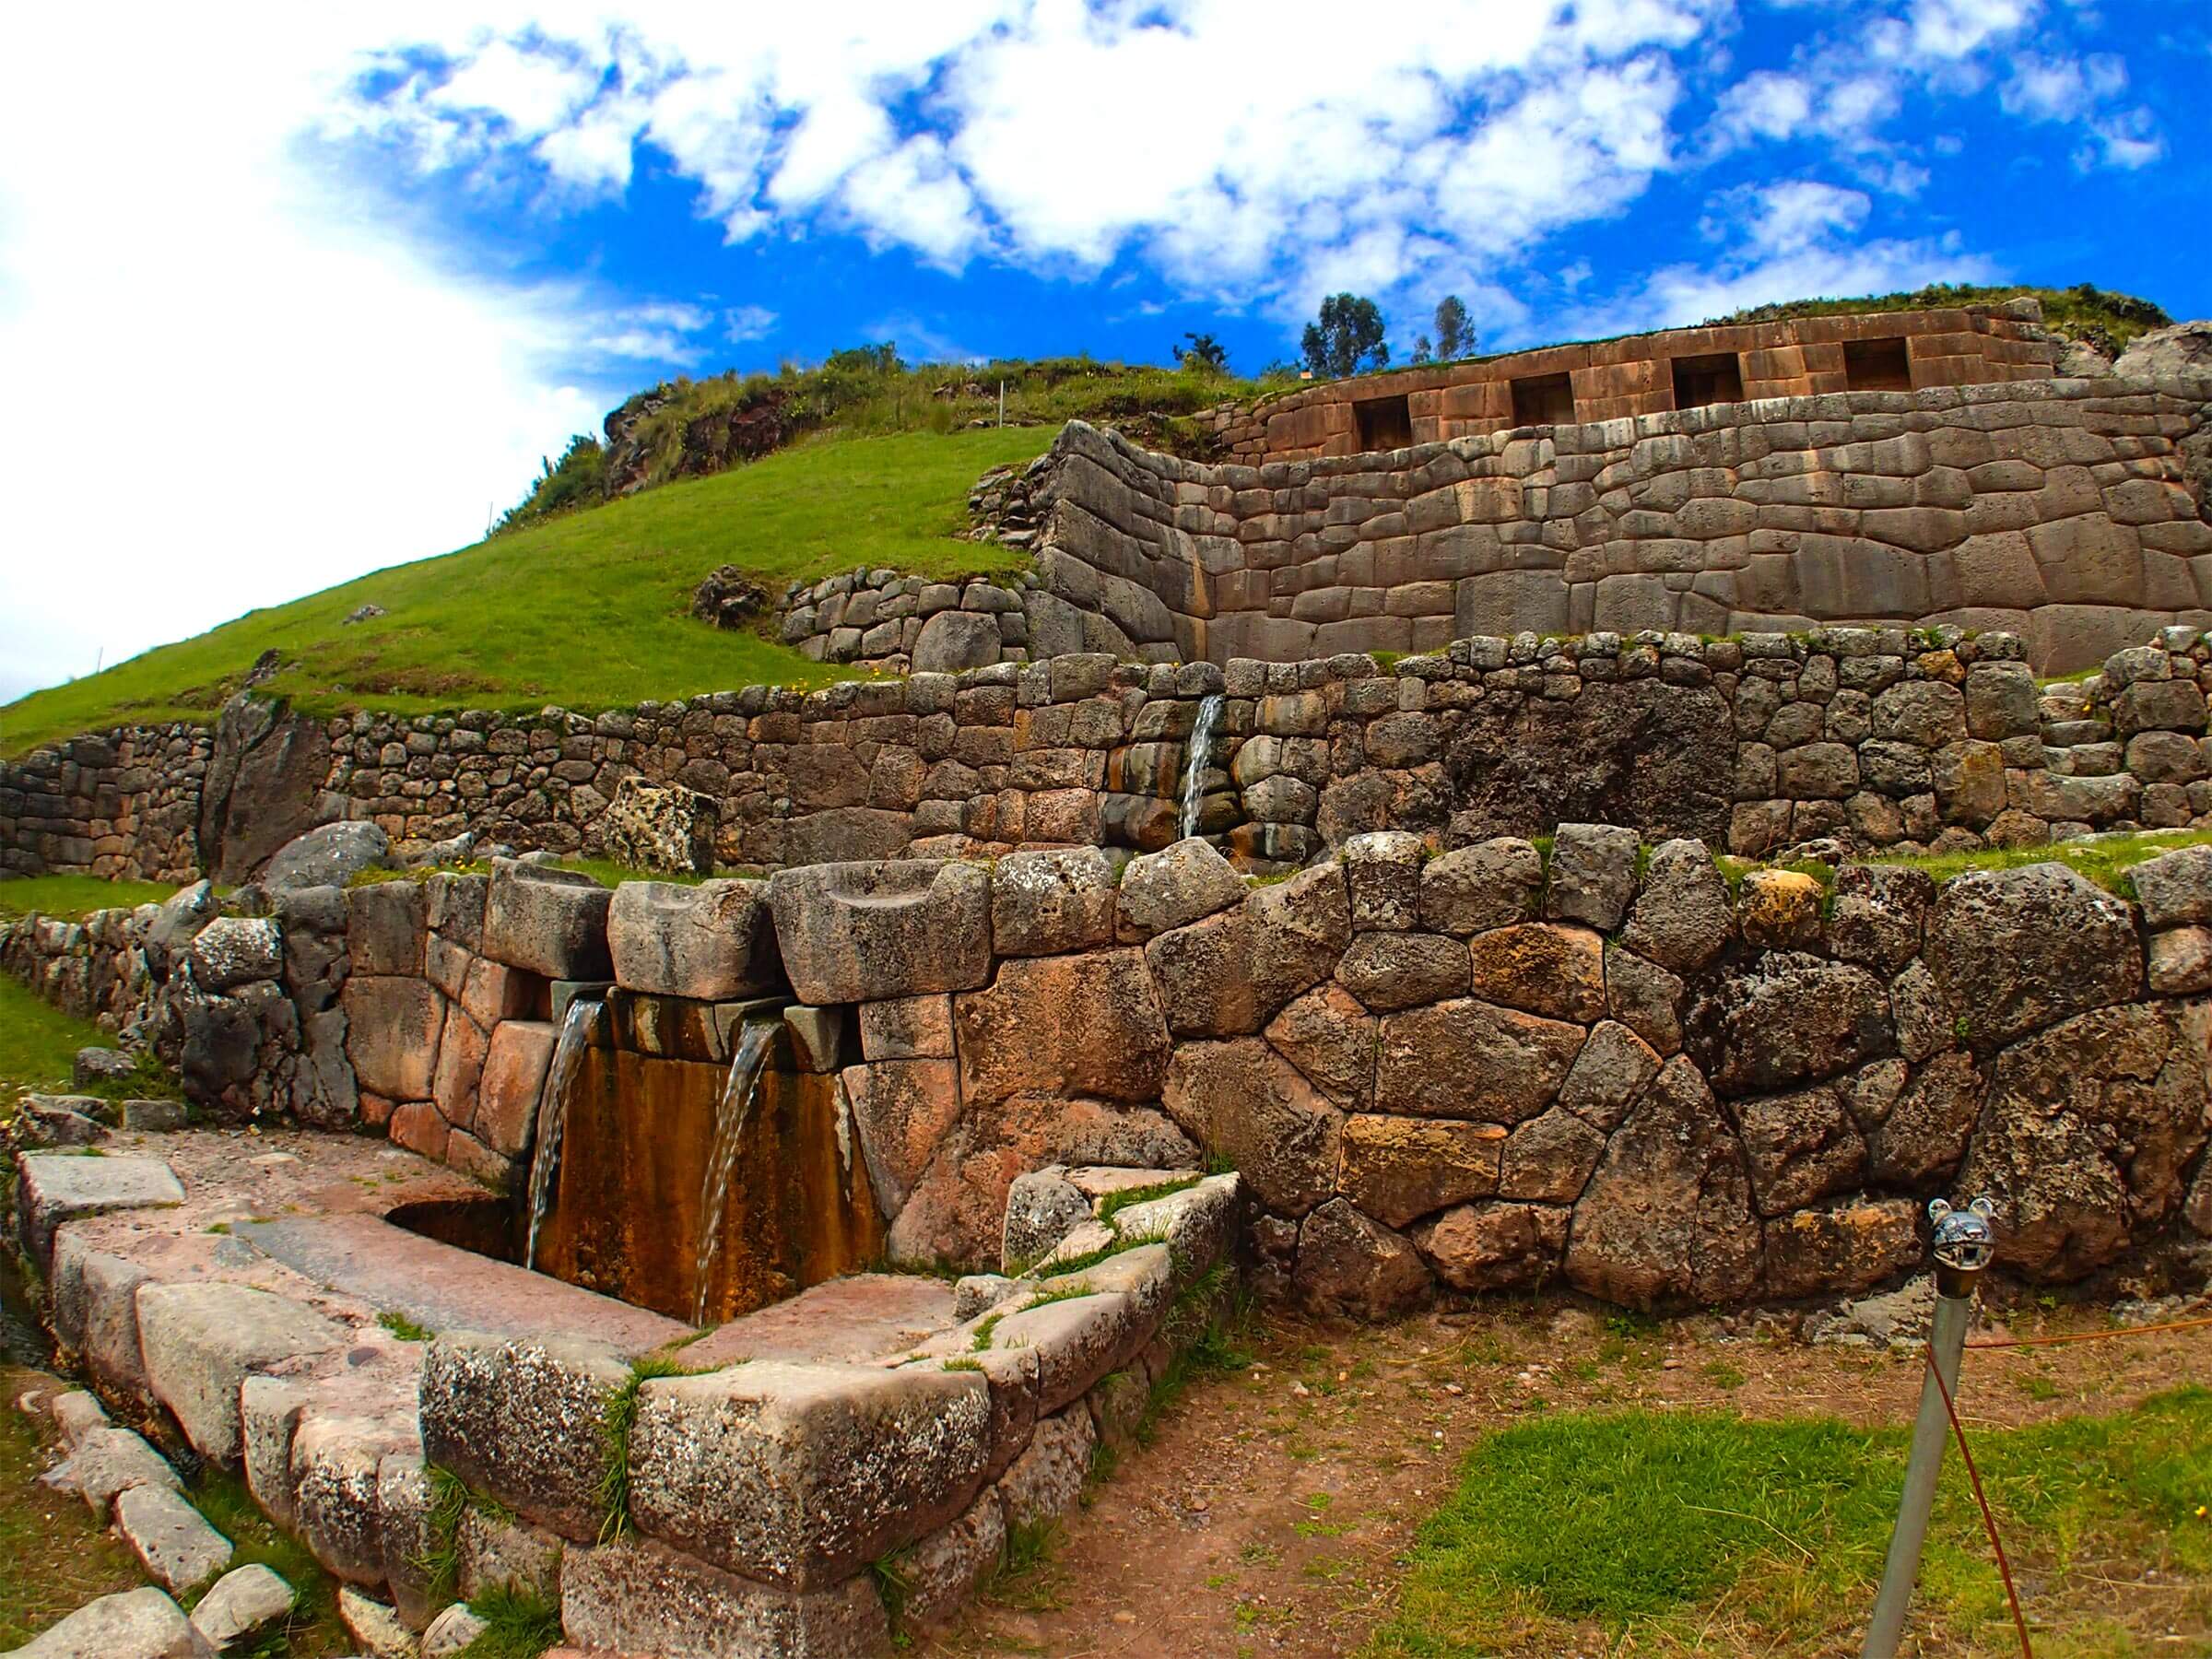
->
{"left": 377, "top": 1311, "right": 434, "bottom": 1343}
{"left": 1707, "top": 280, "right": 2170, "bottom": 350}
{"left": 0, "top": 875, "right": 179, "bottom": 920}
{"left": 1866, "top": 828, "right": 2212, "bottom": 895}
{"left": 1367, "top": 1386, "right": 2212, "bottom": 1656}
{"left": 456, "top": 1582, "right": 564, "bottom": 1659}
{"left": 190, "top": 1471, "right": 350, "bottom": 1655}
{"left": 594, "top": 1354, "right": 699, "bottom": 1544}
{"left": 0, "top": 1367, "right": 144, "bottom": 1646}
{"left": 0, "top": 426, "right": 1055, "bottom": 759}
{"left": 0, "top": 975, "right": 110, "bottom": 1104}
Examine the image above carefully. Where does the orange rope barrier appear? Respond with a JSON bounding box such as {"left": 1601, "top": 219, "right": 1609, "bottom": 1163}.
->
{"left": 1925, "top": 1346, "right": 2035, "bottom": 1659}
{"left": 1966, "top": 1313, "right": 2212, "bottom": 1350}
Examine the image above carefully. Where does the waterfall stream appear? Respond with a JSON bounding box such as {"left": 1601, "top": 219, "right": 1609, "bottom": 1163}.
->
{"left": 690, "top": 1019, "right": 780, "bottom": 1324}
{"left": 524, "top": 997, "right": 602, "bottom": 1272}
{"left": 1178, "top": 692, "right": 1227, "bottom": 840}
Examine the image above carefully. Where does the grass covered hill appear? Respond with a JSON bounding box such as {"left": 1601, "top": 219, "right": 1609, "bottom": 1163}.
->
{"left": 0, "top": 427, "right": 1053, "bottom": 759}
{"left": 2, "top": 283, "right": 2172, "bottom": 761}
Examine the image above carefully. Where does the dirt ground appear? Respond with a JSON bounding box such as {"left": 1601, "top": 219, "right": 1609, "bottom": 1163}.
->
{"left": 926, "top": 1288, "right": 2212, "bottom": 1659}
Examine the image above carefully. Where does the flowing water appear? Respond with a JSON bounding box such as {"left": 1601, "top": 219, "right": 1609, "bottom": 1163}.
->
{"left": 524, "top": 996, "right": 603, "bottom": 1271}
{"left": 690, "top": 1020, "right": 778, "bottom": 1324}
{"left": 1178, "top": 692, "right": 1228, "bottom": 840}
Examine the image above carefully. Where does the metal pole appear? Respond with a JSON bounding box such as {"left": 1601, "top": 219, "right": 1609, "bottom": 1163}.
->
{"left": 1862, "top": 1196, "right": 1998, "bottom": 1659}
{"left": 998, "top": 380, "right": 1006, "bottom": 427}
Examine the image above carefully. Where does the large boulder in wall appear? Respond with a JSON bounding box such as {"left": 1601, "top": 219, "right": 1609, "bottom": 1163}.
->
{"left": 1440, "top": 677, "right": 1734, "bottom": 846}
{"left": 1564, "top": 1055, "right": 1763, "bottom": 1310}
{"left": 199, "top": 693, "right": 335, "bottom": 885}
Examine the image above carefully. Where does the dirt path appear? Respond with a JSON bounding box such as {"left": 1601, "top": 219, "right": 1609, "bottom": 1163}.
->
{"left": 924, "top": 1289, "right": 2212, "bottom": 1659}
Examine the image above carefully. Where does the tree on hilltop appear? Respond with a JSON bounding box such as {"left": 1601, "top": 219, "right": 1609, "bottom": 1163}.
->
{"left": 1432, "top": 295, "right": 1473, "bottom": 360}
{"left": 1300, "top": 294, "right": 1389, "bottom": 379}
{"left": 1177, "top": 332, "right": 1230, "bottom": 372}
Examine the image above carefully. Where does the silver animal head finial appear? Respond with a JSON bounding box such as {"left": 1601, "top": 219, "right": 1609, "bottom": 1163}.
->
{"left": 1928, "top": 1196, "right": 1997, "bottom": 1278}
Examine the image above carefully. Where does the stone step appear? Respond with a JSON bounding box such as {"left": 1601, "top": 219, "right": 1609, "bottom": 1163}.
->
{"left": 7, "top": 1586, "right": 202, "bottom": 1659}
{"left": 113, "top": 1483, "right": 232, "bottom": 1596}
{"left": 684, "top": 1273, "right": 958, "bottom": 1369}
{"left": 188, "top": 1564, "right": 295, "bottom": 1652}
{"left": 14, "top": 1153, "right": 185, "bottom": 1269}
{"left": 235, "top": 1213, "right": 688, "bottom": 1354}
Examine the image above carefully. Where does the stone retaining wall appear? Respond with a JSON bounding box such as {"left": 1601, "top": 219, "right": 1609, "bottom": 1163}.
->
{"left": 1196, "top": 303, "right": 2059, "bottom": 459}
{"left": 10, "top": 828, "right": 2212, "bottom": 1330}
{"left": 764, "top": 834, "right": 2212, "bottom": 1312}
{"left": 0, "top": 723, "right": 208, "bottom": 879}
{"left": 17, "top": 624, "right": 2212, "bottom": 885}
{"left": 308, "top": 626, "right": 2212, "bottom": 870}
{"left": 1037, "top": 379, "right": 2212, "bottom": 673}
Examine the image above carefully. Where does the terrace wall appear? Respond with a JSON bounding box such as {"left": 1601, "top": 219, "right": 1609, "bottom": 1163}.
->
{"left": 1199, "top": 303, "right": 2060, "bottom": 460}
{"left": 13, "top": 624, "right": 2212, "bottom": 884}
{"left": 12, "top": 836, "right": 2212, "bottom": 1314}
{"left": 0, "top": 723, "right": 208, "bottom": 881}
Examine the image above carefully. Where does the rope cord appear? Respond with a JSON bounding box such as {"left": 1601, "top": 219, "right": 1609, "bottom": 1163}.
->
{"left": 1925, "top": 1345, "right": 2035, "bottom": 1659}
{"left": 1966, "top": 1313, "right": 2212, "bottom": 1350}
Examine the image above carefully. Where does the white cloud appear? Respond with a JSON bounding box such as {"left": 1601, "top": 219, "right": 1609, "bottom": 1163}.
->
{"left": 1710, "top": 180, "right": 1872, "bottom": 257}
{"left": 1903, "top": 0, "right": 2039, "bottom": 60}
{"left": 0, "top": 9, "right": 614, "bottom": 706}
{"left": 724, "top": 304, "right": 778, "bottom": 343}
{"left": 2077, "top": 107, "right": 2165, "bottom": 170}
{"left": 1568, "top": 172, "right": 1995, "bottom": 337}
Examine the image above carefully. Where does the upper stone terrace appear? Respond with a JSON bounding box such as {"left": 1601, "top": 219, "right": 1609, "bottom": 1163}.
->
{"left": 1204, "top": 300, "right": 2060, "bottom": 462}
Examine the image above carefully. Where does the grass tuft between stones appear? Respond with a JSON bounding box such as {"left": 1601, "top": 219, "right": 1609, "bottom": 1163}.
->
{"left": 595, "top": 1355, "right": 695, "bottom": 1544}
{"left": 188, "top": 1471, "right": 348, "bottom": 1655}
{"left": 456, "top": 1582, "right": 564, "bottom": 1659}
{"left": 377, "top": 1310, "right": 435, "bottom": 1343}
{"left": 1093, "top": 1175, "right": 1200, "bottom": 1225}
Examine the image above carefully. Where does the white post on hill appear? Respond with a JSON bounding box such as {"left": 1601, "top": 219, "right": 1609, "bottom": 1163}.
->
{"left": 998, "top": 380, "right": 1006, "bottom": 427}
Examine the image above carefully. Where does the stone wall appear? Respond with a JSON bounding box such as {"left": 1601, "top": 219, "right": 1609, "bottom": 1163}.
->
{"left": 0, "top": 878, "right": 355, "bottom": 1126}
{"left": 18, "top": 624, "right": 2212, "bottom": 884}
{"left": 0, "top": 723, "right": 208, "bottom": 880}
{"left": 1197, "top": 302, "right": 2059, "bottom": 460}
{"left": 778, "top": 833, "right": 2212, "bottom": 1310}
{"left": 1040, "top": 378, "right": 2212, "bottom": 674}
{"left": 13, "top": 833, "right": 2212, "bottom": 1314}
{"left": 312, "top": 626, "right": 2212, "bottom": 870}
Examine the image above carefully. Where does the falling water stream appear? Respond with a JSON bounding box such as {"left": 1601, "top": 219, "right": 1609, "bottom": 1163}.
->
{"left": 524, "top": 997, "right": 603, "bottom": 1272}
{"left": 1178, "top": 692, "right": 1227, "bottom": 840}
{"left": 691, "top": 1019, "right": 780, "bottom": 1324}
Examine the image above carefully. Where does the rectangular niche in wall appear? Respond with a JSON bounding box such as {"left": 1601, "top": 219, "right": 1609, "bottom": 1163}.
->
{"left": 1353, "top": 394, "right": 1413, "bottom": 452}
{"left": 1671, "top": 352, "right": 1746, "bottom": 410}
{"left": 1510, "top": 371, "right": 1576, "bottom": 426}
{"left": 1844, "top": 336, "right": 1914, "bottom": 391}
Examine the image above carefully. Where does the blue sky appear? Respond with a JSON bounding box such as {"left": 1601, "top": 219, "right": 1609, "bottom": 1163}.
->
{"left": 1, "top": 0, "right": 2206, "bottom": 703}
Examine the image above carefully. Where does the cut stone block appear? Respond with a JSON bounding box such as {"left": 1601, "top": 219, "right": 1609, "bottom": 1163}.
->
{"left": 766, "top": 859, "right": 992, "bottom": 1003}
{"left": 606, "top": 878, "right": 778, "bottom": 1001}
{"left": 7, "top": 1585, "right": 205, "bottom": 1659}
{"left": 289, "top": 1410, "right": 409, "bottom": 1588}
{"left": 482, "top": 859, "right": 614, "bottom": 980}
{"left": 994, "top": 1405, "right": 1098, "bottom": 1530}
{"left": 560, "top": 1534, "right": 890, "bottom": 1659}
{"left": 53, "top": 1425, "right": 182, "bottom": 1515}
{"left": 14, "top": 1152, "right": 185, "bottom": 1268}
{"left": 418, "top": 1333, "right": 631, "bottom": 1541}
{"left": 627, "top": 1360, "right": 994, "bottom": 1589}
{"left": 135, "top": 1283, "right": 347, "bottom": 1465}
{"left": 189, "top": 1564, "right": 297, "bottom": 1652}
{"left": 337, "top": 1588, "right": 416, "bottom": 1659}
{"left": 114, "top": 1482, "right": 233, "bottom": 1595}
{"left": 423, "top": 1604, "right": 488, "bottom": 1658}
{"left": 985, "top": 1288, "right": 1146, "bottom": 1414}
